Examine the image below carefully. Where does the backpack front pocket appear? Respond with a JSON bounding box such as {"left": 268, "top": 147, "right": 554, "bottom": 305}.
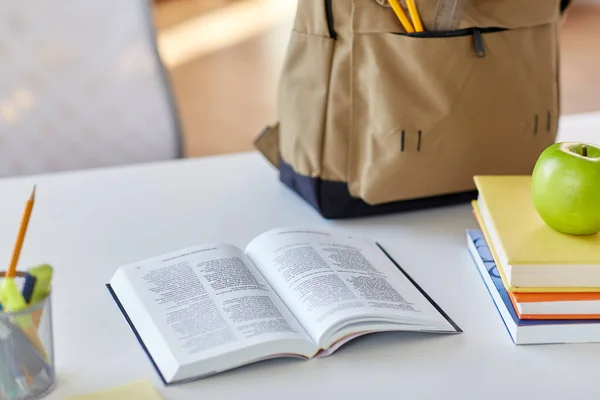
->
{"left": 347, "top": 24, "right": 559, "bottom": 205}
{"left": 351, "top": 27, "right": 487, "bottom": 140}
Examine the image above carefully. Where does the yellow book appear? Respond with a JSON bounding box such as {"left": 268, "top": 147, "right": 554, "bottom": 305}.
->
{"left": 473, "top": 175, "right": 600, "bottom": 291}
{"left": 472, "top": 200, "right": 597, "bottom": 293}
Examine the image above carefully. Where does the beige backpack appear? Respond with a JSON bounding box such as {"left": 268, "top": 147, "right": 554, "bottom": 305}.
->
{"left": 256, "top": 0, "right": 571, "bottom": 218}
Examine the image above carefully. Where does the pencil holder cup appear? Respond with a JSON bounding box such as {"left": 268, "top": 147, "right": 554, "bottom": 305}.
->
{"left": 0, "top": 272, "right": 55, "bottom": 400}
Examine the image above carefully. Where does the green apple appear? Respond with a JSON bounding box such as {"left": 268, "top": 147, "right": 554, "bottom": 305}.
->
{"left": 531, "top": 142, "right": 600, "bottom": 235}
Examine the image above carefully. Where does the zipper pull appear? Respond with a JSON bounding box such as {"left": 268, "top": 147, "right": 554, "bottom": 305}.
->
{"left": 472, "top": 28, "right": 485, "bottom": 57}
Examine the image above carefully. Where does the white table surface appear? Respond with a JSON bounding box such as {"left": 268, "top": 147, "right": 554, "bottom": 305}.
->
{"left": 0, "top": 112, "right": 599, "bottom": 399}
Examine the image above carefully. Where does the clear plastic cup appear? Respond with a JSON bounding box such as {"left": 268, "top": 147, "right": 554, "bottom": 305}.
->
{"left": 0, "top": 272, "right": 55, "bottom": 400}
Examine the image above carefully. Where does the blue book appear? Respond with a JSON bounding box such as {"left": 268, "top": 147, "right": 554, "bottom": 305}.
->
{"left": 467, "top": 229, "right": 600, "bottom": 345}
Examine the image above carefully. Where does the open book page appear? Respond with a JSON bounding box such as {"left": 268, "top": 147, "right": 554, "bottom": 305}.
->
{"left": 109, "top": 243, "right": 315, "bottom": 382}
{"left": 245, "top": 228, "right": 456, "bottom": 348}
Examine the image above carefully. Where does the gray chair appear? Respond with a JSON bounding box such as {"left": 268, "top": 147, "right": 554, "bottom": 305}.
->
{"left": 0, "top": 0, "right": 183, "bottom": 178}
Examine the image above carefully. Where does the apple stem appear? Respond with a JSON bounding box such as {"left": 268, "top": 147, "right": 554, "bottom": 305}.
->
{"left": 582, "top": 145, "right": 588, "bottom": 157}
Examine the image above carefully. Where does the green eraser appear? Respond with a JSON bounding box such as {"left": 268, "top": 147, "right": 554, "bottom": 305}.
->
{"left": 0, "top": 278, "right": 28, "bottom": 312}
{"left": 28, "top": 264, "right": 53, "bottom": 304}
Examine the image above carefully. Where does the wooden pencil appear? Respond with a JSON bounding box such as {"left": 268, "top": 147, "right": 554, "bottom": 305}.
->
{"left": 6, "top": 186, "right": 36, "bottom": 278}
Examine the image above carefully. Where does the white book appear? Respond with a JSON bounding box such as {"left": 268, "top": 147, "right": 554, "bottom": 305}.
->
{"left": 107, "top": 227, "right": 460, "bottom": 384}
{"left": 516, "top": 299, "right": 600, "bottom": 316}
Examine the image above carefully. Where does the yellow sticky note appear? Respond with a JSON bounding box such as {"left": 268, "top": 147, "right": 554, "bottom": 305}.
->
{"left": 65, "top": 380, "right": 162, "bottom": 400}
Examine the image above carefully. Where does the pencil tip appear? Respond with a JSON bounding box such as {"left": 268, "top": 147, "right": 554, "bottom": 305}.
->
{"left": 31, "top": 184, "right": 36, "bottom": 199}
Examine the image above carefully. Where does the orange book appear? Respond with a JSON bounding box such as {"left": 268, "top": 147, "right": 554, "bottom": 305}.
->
{"left": 509, "top": 291, "right": 600, "bottom": 320}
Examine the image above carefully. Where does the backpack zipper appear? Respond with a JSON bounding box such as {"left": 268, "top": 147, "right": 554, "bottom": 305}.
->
{"left": 393, "top": 27, "right": 507, "bottom": 57}
{"left": 324, "top": 0, "right": 337, "bottom": 39}
{"left": 472, "top": 28, "right": 485, "bottom": 57}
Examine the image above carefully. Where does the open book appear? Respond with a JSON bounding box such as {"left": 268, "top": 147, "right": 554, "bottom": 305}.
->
{"left": 107, "top": 227, "right": 460, "bottom": 384}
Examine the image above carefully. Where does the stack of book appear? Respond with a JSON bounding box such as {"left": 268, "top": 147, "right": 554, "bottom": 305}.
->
{"left": 467, "top": 175, "right": 600, "bottom": 345}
